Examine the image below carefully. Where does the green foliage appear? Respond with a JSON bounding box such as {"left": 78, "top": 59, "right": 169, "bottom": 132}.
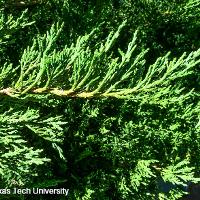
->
{"left": 0, "top": 9, "right": 33, "bottom": 44}
{"left": 161, "top": 160, "right": 200, "bottom": 186}
{"left": 0, "top": 1, "right": 199, "bottom": 200}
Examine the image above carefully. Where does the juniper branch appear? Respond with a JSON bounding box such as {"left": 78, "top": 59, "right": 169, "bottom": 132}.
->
{"left": 0, "top": 22, "right": 199, "bottom": 105}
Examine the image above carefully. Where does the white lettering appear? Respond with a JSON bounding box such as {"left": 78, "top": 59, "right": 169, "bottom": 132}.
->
{"left": 32, "top": 188, "right": 69, "bottom": 196}
{"left": 13, "top": 188, "right": 31, "bottom": 194}
{"left": 32, "top": 188, "right": 38, "bottom": 194}
{"left": 0, "top": 189, "right": 11, "bottom": 194}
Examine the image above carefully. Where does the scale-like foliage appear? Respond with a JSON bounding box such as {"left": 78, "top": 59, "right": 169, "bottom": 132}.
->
{"left": 0, "top": 2, "right": 199, "bottom": 200}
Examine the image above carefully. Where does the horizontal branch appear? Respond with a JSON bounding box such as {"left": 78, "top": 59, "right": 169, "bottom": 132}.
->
{"left": 0, "top": 87, "right": 132, "bottom": 98}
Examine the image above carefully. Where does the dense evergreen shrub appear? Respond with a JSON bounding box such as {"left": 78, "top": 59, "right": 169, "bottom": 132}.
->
{"left": 0, "top": 0, "right": 200, "bottom": 199}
